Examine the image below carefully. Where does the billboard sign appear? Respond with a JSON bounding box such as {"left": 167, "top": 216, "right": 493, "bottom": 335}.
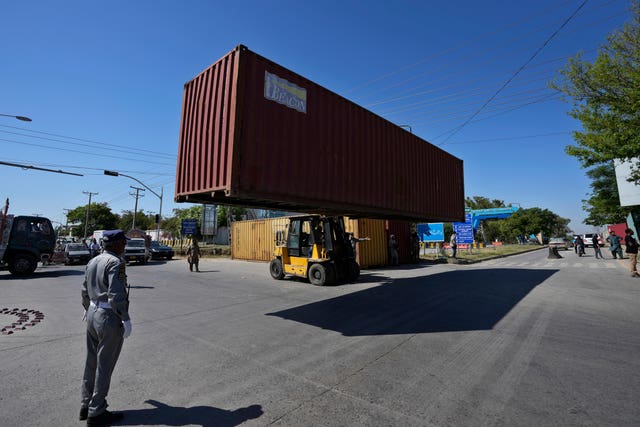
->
{"left": 181, "top": 219, "right": 198, "bottom": 235}
{"left": 417, "top": 223, "right": 444, "bottom": 242}
{"left": 615, "top": 158, "right": 640, "bottom": 207}
{"left": 453, "top": 213, "right": 474, "bottom": 244}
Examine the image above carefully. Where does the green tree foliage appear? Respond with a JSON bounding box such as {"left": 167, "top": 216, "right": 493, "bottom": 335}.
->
{"left": 551, "top": 2, "right": 640, "bottom": 181}
{"left": 465, "top": 196, "right": 506, "bottom": 210}
{"left": 582, "top": 163, "right": 629, "bottom": 226}
{"left": 66, "top": 202, "right": 118, "bottom": 238}
{"left": 117, "top": 210, "right": 154, "bottom": 231}
{"left": 498, "top": 208, "right": 571, "bottom": 242}
{"left": 217, "top": 205, "right": 248, "bottom": 227}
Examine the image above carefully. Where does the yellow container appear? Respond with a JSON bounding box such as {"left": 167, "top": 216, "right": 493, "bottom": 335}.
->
{"left": 345, "top": 218, "right": 388, "bottom": 268}
{"left": 231, "top": 217, "right": 290, "bottom": 261}
{"left": 232, "top": 216, "right": 388, "bottom": 268}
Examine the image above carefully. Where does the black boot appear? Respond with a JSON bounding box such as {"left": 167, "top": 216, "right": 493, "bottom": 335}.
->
{"left": 86, "top": 410, "right": 124, "bottom": 426}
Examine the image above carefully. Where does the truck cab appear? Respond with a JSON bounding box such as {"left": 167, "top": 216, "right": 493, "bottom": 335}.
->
{"left": 0, "top": 215, "right": 56, "bottom": 275}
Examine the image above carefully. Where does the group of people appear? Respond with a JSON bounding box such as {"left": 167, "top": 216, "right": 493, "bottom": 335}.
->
{"left": 574, "top": 229, "right": 638, "bottom": 277}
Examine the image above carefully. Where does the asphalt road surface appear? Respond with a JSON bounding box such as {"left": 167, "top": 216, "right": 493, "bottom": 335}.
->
{"left": 1, "top": 248, "right": 639, "bottom": 426}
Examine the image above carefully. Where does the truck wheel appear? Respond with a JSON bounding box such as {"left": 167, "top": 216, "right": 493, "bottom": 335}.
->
{"left": 347, "top": 260, "right": 360, "bottom": 282}
{"left": 269, "top": 258, "right": 285, "bottom": 280}
{"left": 9, "top": 254, "right": 37, "bottom": 276}
{"left": 308, "top": 263, "right": 327, "bottom": 286}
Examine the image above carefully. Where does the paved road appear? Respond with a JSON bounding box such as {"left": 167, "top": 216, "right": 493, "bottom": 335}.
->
{"left": 1, "top": 249, "right": 639, "bottom": 426}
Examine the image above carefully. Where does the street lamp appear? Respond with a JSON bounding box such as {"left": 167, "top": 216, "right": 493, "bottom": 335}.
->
{"left": 0, "top": 113, "right": 32, "bottom": 122}
{"left": 104, "top": 170, "right": 163, "bottom": 240}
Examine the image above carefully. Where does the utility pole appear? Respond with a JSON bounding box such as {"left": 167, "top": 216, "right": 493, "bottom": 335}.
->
{"left": 63, "top": 209, "right": 70, "bottom": 237}
{"left": 129, "top": 186, "right": 145, "bottom": 230}
{"left": 82, "top": 191, "right": 98, "bottom": 240}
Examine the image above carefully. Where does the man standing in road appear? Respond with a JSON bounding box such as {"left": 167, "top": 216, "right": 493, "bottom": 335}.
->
{"left": 624, "top": 228, "right": 639, "bottom": 278}
{"left": 606, "top": 231, "right": 624, "bottom": 259}
{"left": 80, "top": 230, "right": 132, "bottom": 426}
{"left": 592, "top": 233, "right": 604, "bottom": 259}
{"left": 450, "top": 232, "right": 458, "bottom": 258}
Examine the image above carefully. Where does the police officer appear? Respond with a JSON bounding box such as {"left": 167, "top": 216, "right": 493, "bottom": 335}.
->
{"left": 80, "top": 230, "right": 131, "bottom": 426}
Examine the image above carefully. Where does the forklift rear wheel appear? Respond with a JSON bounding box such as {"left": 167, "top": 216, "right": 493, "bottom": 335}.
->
{"left": 347, "top": 260, "right": 360, "bottom": 282}
{"left": 308, "top": 263, "right": 328, "bottom": 286}
{"left": 269, "top": 258, "right": 285, "bottom": 280}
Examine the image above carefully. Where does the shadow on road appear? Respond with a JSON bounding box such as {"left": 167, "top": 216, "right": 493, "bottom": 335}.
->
{"left": 0, "top": 268, "right": 85, "bottom": 280}
{"left": 117, "top": 399, "right": 263, "bottom": 427}
{"left": 267, "top": 268, "right": 557, "bottom": 336}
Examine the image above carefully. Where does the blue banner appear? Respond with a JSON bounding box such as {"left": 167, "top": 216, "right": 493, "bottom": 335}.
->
{"left": 417, "top": 223, "right": 444, "bottom": 242}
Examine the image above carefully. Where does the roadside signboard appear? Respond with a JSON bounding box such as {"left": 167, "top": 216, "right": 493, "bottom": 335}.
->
{"left": 181, "top": 219, "right": 198, "bottom": 235}
{"left": 417, "top": 223, "right": 444, "bottom": 242}
{"left": 453, "top": 213, "right": 474, "bottom": 244}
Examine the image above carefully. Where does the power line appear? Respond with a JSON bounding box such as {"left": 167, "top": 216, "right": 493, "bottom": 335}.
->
{"left": 438, "top": 0, "right": 589, "bottom": 145}
{"left": 0, "top": 137, "right": 175, "bottom": 166}
{"left": 0, "top": 129, "right": 175, "bottom": 160}
{"left": 0, "top": 124, "right": 175, "bottom": 158}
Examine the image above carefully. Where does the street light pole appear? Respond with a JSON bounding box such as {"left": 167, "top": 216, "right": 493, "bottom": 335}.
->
{"left": 0, "top": 113, "right": 32, "bottom": 122}
{"left": 104, "top": 170, "right": 163, "bottom": 240}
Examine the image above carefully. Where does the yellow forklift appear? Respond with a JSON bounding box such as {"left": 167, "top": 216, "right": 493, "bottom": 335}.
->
{"left": 269, "top": 215, "right": 360, "bottom": 286}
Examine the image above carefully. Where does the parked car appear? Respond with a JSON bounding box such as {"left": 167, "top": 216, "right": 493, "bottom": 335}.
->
{"left": 548, "top": 237, "right": 569, "bottom": 251}
{"left": 64, "top": 243, "right": 91, "bottom": 265}
{"left": 150, "top": 241, "right": 174, "bottom": 260}
{"left": 583, "top": 233, "right": 604, "bottom": 246}
{"left": 124, "top": 238, "right": 150, "bottom": 264}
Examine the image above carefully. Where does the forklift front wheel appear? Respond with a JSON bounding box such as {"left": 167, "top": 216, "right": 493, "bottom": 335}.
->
{"left": 308, "top": 263, "right": 328, "bottom": 286}
{"left": 269, "top": 258, "right": 285, "bottom": 280}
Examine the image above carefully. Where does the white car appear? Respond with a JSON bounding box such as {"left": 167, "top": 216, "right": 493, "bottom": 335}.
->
{"left": 583, "top": 233, "right": 603, "bottom": 247}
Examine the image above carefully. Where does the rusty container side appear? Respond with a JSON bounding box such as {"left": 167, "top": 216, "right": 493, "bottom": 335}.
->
{"left": 231, "top": 217, "right": 290, "bottom": 261}
{"left": 175, "top": 48, "right": 240, "bottom": 199}
{"left": 345, "top": 218, "right": 388, "bottom": 268}
{"left": 176, "top": 45, "right": 464, "bottom": 223}
{"left": 386, "top": 220, "right": 413, "bottom": 265}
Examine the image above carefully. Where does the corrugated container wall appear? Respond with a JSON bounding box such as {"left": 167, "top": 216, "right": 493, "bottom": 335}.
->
{"left": 386, "top": 220, "right": 413, "bottom": 265}
{"left": 231, "top": 217, "right": 289, "bottom": 262}
{"left": 231, "top": 217, "right": 390, "bottom": 268}
{"left": 344, "top": 218, "right": 388, "bottom": 268}
{"left": 176, "top": 45, "right": 465, "bottom": 223}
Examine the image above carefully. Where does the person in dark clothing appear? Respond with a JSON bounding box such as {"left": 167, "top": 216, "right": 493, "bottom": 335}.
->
{"left": 574, "top": 235, "right": 585, "bottom": 256}
{"left": 624, "top": 228, "right": 639, "bottom": 277}
{"left": 592, "top": 233, "right": 604, "bottom": 259}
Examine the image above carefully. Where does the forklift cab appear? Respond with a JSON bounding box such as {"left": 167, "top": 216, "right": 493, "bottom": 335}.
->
{"left": 270, "top": 215, "right": 359, "bottom": 286}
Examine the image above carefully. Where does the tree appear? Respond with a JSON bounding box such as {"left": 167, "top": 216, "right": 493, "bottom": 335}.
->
{"left": 117, "top": 209, "right": 154, "bottom": 231}
{"left": 498, "top": 208, "right": 571, "bottom": 242}
{"left": 465, "top": 196, "right": 505, "bottom": 210}
{"left": 217, "top": 205, "right": 248, "bottom": 227}
{"left": 66, "top": 202, "right": 118, "bottom": 238}
{"left": 551, "top": 2, "right": 640, "bottom": 181}
{"left": 582, "top": 163, "right": 629, "bottom": 226}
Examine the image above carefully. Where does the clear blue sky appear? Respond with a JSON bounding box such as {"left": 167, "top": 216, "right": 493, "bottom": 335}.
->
{"left": 1, "top": 0, "right": 632, "bottom": 234}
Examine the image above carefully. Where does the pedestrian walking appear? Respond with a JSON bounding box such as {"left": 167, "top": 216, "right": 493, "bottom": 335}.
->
{"left": 450, "top": 232, "right": 457, "bottom": 258}
{"left": 624, "top": 228, "right": 639, "bottom": 277}
{"left": 606, "top": 231, "right": 624, "bottom": 259}
{"left": 80, "top": 230, "right": 131, "bottom": 426}
{"left": 90, "top": 238, "right": 101, "bottom": 258}
{"left": 187, "top": 239, "right": 201, "bottom": 272}
{"left": 388, "top": 234, "right": 399, "bottom": 266}
{"left": 592, "top": 233, "right": 604, "bottom": 259}
{"left": 575, "top": 235, "right": 585, "bottom": 256}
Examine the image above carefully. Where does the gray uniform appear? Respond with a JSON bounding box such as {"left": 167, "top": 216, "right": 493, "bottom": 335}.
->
{"left": 81, "top": 250, "right": 130, "bottom": 418}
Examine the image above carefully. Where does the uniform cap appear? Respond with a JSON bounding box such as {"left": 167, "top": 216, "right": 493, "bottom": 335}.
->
{"left": 102, "top": 229, "right": 130, "bottom": 242}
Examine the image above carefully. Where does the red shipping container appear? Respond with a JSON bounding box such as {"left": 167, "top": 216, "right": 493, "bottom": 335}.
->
{"left": 175, "top": 45, "right": 465, "bottom": 223}
{"left": 386, "top": 220, "right": 413, "bottom": 265}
